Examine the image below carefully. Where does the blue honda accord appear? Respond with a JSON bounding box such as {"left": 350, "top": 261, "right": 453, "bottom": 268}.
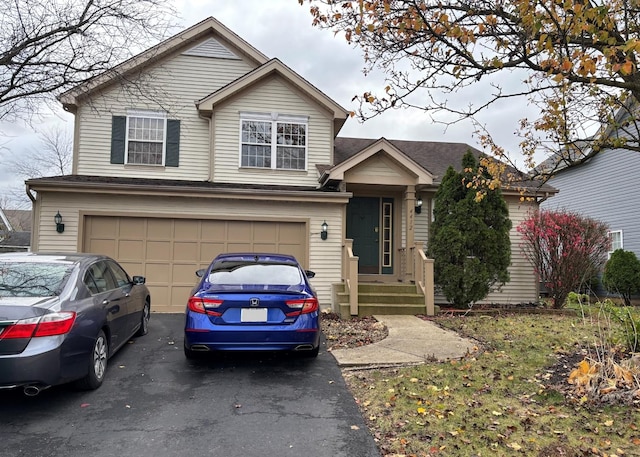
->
{"left": 184, "top": 253, "right": 320, "bottom": 359}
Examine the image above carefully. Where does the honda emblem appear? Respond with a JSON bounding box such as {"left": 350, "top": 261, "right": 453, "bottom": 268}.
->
{"left": 250, "top": 298, "right": 260, "bottom": 307}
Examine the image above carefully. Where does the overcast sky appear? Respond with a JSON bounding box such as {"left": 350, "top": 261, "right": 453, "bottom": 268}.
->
{"left": 0, "top": 0, "right": 537, "bottom": 208}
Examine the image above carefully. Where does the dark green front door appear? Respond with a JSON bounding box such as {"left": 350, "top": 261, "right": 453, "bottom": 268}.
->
{"left": 346, "top": 197, "right": 380, "bottom": 274}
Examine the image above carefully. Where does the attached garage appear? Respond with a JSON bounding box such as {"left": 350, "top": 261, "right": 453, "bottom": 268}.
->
{"left": 82, "top": 215, "right": 308, "bottom": 312}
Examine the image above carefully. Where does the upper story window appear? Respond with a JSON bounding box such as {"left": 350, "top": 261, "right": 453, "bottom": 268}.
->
{"left": 608, "top": 230, "right": 623, "bottom": 256}
{"left": 110, "top": 112, "right": 180, "bottom": 167}
{"left": 126, "top": 111, "right": 166, "bottom": 165}
{"left": 240, "top": 112, "right": 308, "bottom": 171}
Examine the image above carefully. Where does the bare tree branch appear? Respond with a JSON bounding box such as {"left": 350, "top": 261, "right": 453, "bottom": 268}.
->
{"left": 0, "top": 0, "right": 178, "bottom": 123}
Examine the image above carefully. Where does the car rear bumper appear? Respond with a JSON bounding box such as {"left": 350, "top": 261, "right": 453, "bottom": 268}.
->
{"left": 184, "top": 313, "right": 320, "bottom": 352}
{"left": 0, "top": 336, "right": 65, "bottom": 388}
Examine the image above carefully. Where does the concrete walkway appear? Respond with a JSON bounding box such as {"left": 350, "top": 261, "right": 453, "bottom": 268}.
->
{"left": 329, "top": 315, "right": 479, "bottom": 367}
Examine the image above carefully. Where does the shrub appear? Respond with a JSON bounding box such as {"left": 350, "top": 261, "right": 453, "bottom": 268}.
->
{"left": 517, "top": 210, "right": 609, "bottom": 309}
{"left": 602, "top": 249, "right": 640, "bottom": 307}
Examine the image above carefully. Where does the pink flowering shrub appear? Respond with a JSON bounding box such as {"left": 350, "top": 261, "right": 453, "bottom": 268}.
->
{"left": 517, "top": 210, "right": 610, "bottom": 308}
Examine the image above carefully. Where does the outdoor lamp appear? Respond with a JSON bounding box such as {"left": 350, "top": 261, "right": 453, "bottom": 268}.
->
{"left": 54, "top": 211, "right": 65, "bottom": 233}
{"left": 321, "top": 221, "right": 328, "bottom": 240}
{"left": 415, "top": 196, "right": 423, "bottom": 214}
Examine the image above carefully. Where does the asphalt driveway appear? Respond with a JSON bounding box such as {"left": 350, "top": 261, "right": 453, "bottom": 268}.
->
{"left": 0, "top": 314, "right": 380, "bottom": 457}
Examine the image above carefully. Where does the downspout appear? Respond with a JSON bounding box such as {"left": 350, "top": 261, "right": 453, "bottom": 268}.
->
{"left": 26, "top": 183, "right": 37, "bottom": 252}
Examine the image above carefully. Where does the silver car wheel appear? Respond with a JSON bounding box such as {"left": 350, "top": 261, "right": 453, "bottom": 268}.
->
{"left": 93, "top": 334, "right": 107, "bottom": 381}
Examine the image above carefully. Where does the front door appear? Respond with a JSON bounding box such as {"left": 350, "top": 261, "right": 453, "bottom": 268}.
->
{"left": 347, "top": 197, "right": 380, "bottom": 274}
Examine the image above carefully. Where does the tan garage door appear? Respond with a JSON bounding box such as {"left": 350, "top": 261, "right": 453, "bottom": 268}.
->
{"left": 83, "top": 216, "right": 307, "bottom": 312}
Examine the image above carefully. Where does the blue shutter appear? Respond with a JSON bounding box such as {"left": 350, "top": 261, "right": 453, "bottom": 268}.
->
{"left": 166, "top": 119, "right": 180, "bottom": 167}
{"left": 110, "top": 116, "right": 126, "bottom": 164}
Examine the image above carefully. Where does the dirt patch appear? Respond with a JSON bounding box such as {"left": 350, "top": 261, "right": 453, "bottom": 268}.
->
{"left": 321, "top": 311, "right": 388, "bottom": 350}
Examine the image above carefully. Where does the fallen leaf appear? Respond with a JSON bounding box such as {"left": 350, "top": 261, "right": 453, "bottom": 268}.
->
{"left": 350, "top": 425, "right": 360, "bottom": 430}
{"left": 80, "top": 403, "right": 90, "bottom": 408}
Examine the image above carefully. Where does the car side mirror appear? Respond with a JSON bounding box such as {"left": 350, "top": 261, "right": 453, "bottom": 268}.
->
{"left": 195, "top": 269, "right": 206, "bottom": 278}
{"left": 305, "top": 270, "right": 315, "bottom": 279}
{"left": 132, "top": 276, "right": 146, "bottom": 285}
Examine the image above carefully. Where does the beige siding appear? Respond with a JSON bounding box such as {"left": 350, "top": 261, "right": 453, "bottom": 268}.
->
{"left": 34, "top": 192, "right": 343, "bottom": 310}
{"left": 212, "top": 76, "right": 333, "bottom": 186}
{"left": 75, "top": 52, "right": 254, "bottom": 179}
{"left": 484, "top": 198, "right": 538, "bottom": 304}
{"left": 345, "top": 154, "right": 412, "bottom": 185}
{"left": 420, "top": 195, "right": 538, "bottom": 305}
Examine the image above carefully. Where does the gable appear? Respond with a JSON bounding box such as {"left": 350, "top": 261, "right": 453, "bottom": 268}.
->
{"left": 182, "top": 37, "right": 241, "bottom": 60}
{"left": 59, "top": 17, "right": 268, "bottom": 111}
{"left": 344, "top": 152, "right": 422, "bottom": 185}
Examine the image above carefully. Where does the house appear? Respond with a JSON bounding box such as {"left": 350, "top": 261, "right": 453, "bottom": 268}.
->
{"left": 0, "top": 208, "right": 31, "bottom": 252}
{"left": 25, "top": 17, "right": 552, "bottom": 314}
{"left": 540, "top": 138, "right": 640, "bottom": 298}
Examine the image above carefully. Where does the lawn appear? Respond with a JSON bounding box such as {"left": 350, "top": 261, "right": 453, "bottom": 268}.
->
{"left": 343, "top": 313, "right": 640, "bottom": 456}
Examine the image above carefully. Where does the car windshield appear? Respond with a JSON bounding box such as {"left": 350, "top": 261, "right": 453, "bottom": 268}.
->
{"left": 208, "top": 262, "right": 302, "bottom": 287}
{"left": 0, "top": 261, "right": 73, "bottom": 297}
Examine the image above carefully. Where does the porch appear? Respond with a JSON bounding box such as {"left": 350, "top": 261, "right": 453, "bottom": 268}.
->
{"left": 334, "top": 239, "right": 436, "bottom": 318}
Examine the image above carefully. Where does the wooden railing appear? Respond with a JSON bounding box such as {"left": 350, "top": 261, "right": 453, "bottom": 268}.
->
{"left": 412, "top": 241, "right": 435, "bottom": 316}
{"left": 343, "top": 239, "right": 359, "bottom": 316}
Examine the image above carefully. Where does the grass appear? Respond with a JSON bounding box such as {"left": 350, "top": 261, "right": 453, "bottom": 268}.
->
{"left": 343, "top": 313, "right": 640, "bottom": 456}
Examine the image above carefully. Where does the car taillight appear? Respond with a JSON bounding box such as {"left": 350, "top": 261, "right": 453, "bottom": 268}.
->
{"left": 286, "top": 298, "right": 319, "bottom": 315}
{"left": 0, "top": 312, "right": 76, "bottom": 339}
{"left": 188, "top": 297, "right": 224, "bottom": 316}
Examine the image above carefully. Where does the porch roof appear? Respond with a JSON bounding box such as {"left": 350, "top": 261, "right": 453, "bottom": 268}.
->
{"left": 331, "top": 137, "right": 557, "bottom": 194}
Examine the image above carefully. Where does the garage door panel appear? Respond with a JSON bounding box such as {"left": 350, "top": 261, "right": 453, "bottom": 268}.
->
{"left": 146, "top": 263, "right": 170, "bottom": 282}
{"left": 86, "top": 240, "right": 116, "bottom": 257}
{"left": 147, "top": 241, "right": 171, "bottom": 260}
{"left": 227, "top": 222, "right": 252, "bottom": 241}
{"left": 119, "top": 218, "right": 144, "bottom": 238}
{"left": 175, "top": 220, "right": 199, "bottom": 239}
{"left": 119, "top": 240, "right": 143, "bottom": 259}
{"left": 200, "top": 243, "right": 225, "bottom": 262}
{"left": 88, "top": 217, "right": 117, "bottom": 238}
{"left": 173, "top": 263, "right": 199, "bottom": 283}
{"left": 84, "top": 216, "right": 306, "bottom": 312}
{"left": 147, "top": 219, "right": 172, "bottom": 238}
{"left": 253, "top": 224, "right": 277, "bottom": 242}
{"left": 278, "top": 224, "right": 303, "bottom": 241}
{"left": 201, "top": 220, "right": 225, "bottom": 240}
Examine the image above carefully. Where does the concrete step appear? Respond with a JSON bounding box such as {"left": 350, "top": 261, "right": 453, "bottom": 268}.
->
{"left": 337, "top": 302, "right": 428, "bottom": 317}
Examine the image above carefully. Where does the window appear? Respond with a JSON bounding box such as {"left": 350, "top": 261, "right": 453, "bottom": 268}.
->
{"left": 608, "top": 230, "right": 623, "bottom": 256}
{"left": 110, "top": 114, "right": 180, "bottom": 167}
{"left": 126, "top": 111, "right": 166, "bottom": 165}
{"left": 240, "top": 113, "right": 308, "bottom": 170}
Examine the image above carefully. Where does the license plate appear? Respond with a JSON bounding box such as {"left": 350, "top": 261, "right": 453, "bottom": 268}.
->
{"left": 241, "top": 308, "right": 267, "bottom": 322}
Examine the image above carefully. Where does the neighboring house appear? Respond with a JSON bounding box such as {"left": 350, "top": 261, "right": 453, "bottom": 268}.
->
{"left": 0, "top": 208, "right": 31, "bottom": 252}
{"left": 541, "top": 143, "right": 640, "bottom": 297}
{"left": 25, "top": 17, "right": 553, "bottom": 314}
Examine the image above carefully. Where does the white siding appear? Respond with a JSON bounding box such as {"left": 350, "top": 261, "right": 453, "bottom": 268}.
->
{"left": 212, "top": 76, "right": 333, "bottom": 186}
{"left": 75, "top": 52, "right": 255, "bottom": 180}
{"left": 34, "top": 192, "right": 344, "bottom": 309}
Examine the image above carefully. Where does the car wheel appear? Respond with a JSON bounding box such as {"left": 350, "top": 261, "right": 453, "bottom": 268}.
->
{"left": 75, "top": 330, "right": 108, "bottom": 390}
{"left": 135, "top": 300, "right": 150, "bottom": 337}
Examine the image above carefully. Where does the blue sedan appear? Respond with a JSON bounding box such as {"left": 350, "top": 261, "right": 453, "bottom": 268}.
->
{"left": 0, "top": 252, "right": 150, "bottom": 395}
{"left": 184, "top": 253, "right": 320, "bottom": 359}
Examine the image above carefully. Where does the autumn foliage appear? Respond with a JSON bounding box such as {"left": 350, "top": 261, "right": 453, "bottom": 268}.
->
{"left": 517, "top": 210, "right": 609, "bottom": 308}
{"left": 302, "top": 0, "right": 640, "bottom": 179}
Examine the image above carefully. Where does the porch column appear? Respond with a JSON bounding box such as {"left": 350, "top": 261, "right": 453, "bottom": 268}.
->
{"left": 405, "top": 185, "right": 416, "bottom": 281}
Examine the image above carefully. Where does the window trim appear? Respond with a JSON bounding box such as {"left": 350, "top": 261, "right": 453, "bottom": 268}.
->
{"left": 239, "top": 112, "right": 309, "bottom": 171}
{"left": 608, "top": 230, "right": 623, "bottom": 256}
{"left": 125, "top": 110, "right": 168, "bottom": 166}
